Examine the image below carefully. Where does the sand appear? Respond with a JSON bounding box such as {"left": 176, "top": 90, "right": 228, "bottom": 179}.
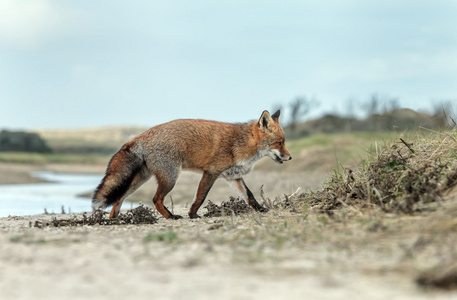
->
{"left": 1, "top": 204, "right": 457, "bottom": 299}
{"left": 1, "top": 163, "right": 456, "bottom": 299}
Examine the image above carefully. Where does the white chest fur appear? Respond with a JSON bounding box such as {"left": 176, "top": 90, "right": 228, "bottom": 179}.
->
{"left": 221, "top": 150, "right": 266, "bottom": 180}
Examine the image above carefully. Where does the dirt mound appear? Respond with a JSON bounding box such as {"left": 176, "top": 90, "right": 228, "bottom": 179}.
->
{"left": 204, "top": 197, "right": 252, "bottom": 217}
{"left": 203, "top": 186, "right": 300, "bottom": 218}
{"left": 34, "top": 205, "right": 158, "bottom": 228}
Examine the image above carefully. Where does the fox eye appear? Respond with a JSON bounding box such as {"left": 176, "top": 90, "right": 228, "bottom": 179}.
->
{"left": 277, "top": 141, "right": 282, "bottom": 146}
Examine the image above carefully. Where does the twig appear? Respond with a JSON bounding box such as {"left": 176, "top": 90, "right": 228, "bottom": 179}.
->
{"left": 170, "top": 196, "right": 174, "bottom": 214}
{"left": 400, "top": 138, "right": 416, "bottom": 154}
{"left": 289, "top": 187, "right": 302, "bottom": 198}
{"left": 259, "top": 185, "right": 272, "bottom": 209}
{"left": 259, "top": 185, "right": 267, "bottom": 202}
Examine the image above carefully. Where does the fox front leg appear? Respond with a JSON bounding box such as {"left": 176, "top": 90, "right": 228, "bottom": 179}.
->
{"left": 229, "top": 178, "right": 269, "bottom": 212}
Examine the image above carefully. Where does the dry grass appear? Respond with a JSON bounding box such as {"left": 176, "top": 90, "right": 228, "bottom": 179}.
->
{"left": 281, "top": 128, "right": 457, "bottom": 290}
{"left": 298, "top": 129, "right": 457, "bottom": 214}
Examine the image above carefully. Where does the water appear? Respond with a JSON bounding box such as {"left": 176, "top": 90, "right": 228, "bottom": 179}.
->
{"left": 0, "top": 172, "right": 104, "bottom": 217}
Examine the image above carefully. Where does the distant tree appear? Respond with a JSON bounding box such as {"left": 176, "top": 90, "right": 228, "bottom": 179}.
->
{"left": 362, "top": 94, "right": 400, "bottom": 130}
{"left": 0, "top": 130, "right": 52, "bottom": 153}
{"left": 363, "top": 94, "right": 380, "bottom": 117}
{"left": 288, "top": 96, "right": 319, "bottom": 131}
{"left": 383, "top": 98, "right": 400, "bottom": 114}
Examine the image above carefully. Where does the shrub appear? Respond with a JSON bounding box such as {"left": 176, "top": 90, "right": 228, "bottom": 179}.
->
{"left": 0, "top": 130, "right": 52, "bottom": 153}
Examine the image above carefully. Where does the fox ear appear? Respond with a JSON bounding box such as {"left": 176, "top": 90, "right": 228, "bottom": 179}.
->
{"left": 258, "top": 110, "right": 273, "bottom": 131}
{"left": 271, "top": 110, "right": 280, "bottom": 123}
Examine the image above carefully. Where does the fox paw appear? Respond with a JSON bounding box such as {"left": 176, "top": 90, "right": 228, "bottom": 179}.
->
{"left": 256, "top": 206, "right": 269, "bottom": 213}
{"left": 189, "top": 213, "right": 201, "bottom": 219}
{"left": 170, "top": 214, "right": 183, "bottom": 220}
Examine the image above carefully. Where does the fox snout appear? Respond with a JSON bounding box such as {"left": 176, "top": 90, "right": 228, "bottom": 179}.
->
{"left": 282, "top": 155, "right": 292, "bottom": 162}
{"left": 269, "top": 142, "right": 292, "bottom": 164}
{"left": 271, "top": 146, "right": 292, "bottom": 164}
{"left": 275, "top": 154, "right": 292, "bottom": 164}
{"left": 279, "top": 145, "right": 292, "bottom": 163}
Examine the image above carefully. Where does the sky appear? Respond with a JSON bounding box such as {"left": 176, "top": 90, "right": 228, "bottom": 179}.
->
{"left": 0, "top": 0, "right": 456, "bottom": 129}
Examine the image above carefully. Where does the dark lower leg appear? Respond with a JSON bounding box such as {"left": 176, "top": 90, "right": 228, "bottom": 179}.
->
{"left": 152, "top": 171, "right": 182, "bottom": 219}
{"left": 110, "top": 201, "right": 121, "bottom": 218}
{"left": 189, "top": 172, "right": 219, "bottom": 219}
{"left": 153, "top": 194, "right": 182, "bottom": 219}
{"left": 234, "top": 179, "right": 268, "bottom": 212}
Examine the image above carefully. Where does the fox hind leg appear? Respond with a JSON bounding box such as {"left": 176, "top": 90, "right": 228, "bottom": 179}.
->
{"left": 152, "top": 168, "right": 183, "bottom": 219}
{"left": 188, "top": 172, "right": 220, "bottom": 219}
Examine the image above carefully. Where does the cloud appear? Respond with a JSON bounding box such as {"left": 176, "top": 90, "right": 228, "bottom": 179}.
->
{"left": 0, "top": 0, "right": 75, "bottom": 48}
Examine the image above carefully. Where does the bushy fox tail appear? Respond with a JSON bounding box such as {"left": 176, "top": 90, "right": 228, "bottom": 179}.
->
{"left": 92, "top": 141, "right": 145, "bottom": 213}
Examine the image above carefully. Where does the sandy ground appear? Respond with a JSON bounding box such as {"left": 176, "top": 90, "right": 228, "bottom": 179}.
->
{"left": 1, "top": 162, "right": 456, "bottom": 299}
{"left": 1, "top": 206, "right": 456, "bottom": 300}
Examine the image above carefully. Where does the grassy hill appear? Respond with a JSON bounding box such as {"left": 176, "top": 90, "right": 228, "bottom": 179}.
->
{"left": 0, "top": 126, "right": 146, "bottom": 164}
{"left": 0, "top": 126, "right": 422, "bottom": 173}
{"left": 33, "top": 126, "right": 147, "bottom": 154}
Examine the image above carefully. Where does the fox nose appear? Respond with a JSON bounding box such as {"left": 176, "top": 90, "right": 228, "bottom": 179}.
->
{"left": 289, "top": 156, "right": 292, "bottom": 160}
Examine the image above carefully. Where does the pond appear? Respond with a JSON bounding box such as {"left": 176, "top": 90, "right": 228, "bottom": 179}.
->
{"left": 0, "top": 172, "right": 134, "bottom": 217}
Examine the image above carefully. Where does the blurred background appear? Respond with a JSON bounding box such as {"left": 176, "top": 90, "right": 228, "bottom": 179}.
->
{"left": 1, "top": 0, "right": 456, "bottom": 130}
{"left": 0, "top": 0, "right": 456, "bottom": 215}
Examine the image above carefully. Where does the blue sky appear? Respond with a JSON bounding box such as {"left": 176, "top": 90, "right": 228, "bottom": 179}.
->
{"left": 1, "top": 0, "right": 456, "bottom": 129}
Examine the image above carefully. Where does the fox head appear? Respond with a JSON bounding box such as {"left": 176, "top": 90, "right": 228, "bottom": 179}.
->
{"left": 257, "top": 110, "right": 292, "bottom": 164}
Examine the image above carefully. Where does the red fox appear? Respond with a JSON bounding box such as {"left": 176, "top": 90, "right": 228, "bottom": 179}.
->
{"left": 92, "top": 110, "right": 292, "bottom": 219}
